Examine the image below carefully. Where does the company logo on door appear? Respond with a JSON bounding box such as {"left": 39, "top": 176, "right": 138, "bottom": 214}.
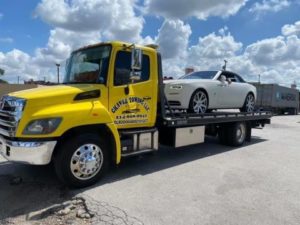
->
{"left": 111, "top": 96, "right": 150, "bottom": 113}
{"left": 111, "top": 96, "right": 150, "bottom": 125}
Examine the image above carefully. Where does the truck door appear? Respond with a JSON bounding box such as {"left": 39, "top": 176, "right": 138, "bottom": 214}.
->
{"left": 109, "top": 47, "right": 156, "bottom": 129}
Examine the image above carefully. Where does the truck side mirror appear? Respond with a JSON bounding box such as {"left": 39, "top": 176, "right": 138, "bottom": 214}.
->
{"left": 130, "top": 71, "right": 141, "bottom": 82}
{"left": 131, "top": 48, "right": 142, "bottom": 70}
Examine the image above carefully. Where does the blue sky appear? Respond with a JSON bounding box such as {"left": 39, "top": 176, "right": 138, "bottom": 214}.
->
{"left": 0, "top": 0, "right": 300, "bottom": 85}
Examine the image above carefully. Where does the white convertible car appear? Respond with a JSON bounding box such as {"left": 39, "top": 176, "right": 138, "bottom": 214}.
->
{"left": 164, "top": 70, "right": 256, "bottom": 113}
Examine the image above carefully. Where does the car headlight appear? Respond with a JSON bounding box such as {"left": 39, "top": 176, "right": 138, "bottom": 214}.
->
{"left": 170, "top": 85, "right": 183, "bottom": 90}
{"left": 23, "top": 118, "right": 62, "bottom": 135}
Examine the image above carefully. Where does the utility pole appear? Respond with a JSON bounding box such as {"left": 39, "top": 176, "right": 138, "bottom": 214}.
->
{"left": 258, "top": 74, "right": 261, "bottom": 83}
{"left": 17, "top": 76, "right": 20, "bottom": 84}
{"left": 55, "top": 63, "right": 60, "bottom": 84}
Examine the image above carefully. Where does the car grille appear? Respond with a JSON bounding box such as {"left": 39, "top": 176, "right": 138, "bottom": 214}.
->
{"left": 0, "top": 96, "right": 25, "bottom": 137}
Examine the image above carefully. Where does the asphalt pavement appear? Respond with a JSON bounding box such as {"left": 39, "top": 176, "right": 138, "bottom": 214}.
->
{"left": 0, "top": 115, "right": 300, "bottom": 225}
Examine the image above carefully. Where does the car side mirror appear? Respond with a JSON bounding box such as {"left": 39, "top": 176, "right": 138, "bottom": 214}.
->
{"left": 227, "top": 78, "right": 232, "bottom": 84}
{"left": 220, "top": 75, "right": 226, "bottom": 83}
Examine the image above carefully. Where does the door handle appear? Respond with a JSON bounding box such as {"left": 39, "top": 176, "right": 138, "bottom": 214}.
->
{"left": 143, "top": 96, "right": 151, "bottom": 100}
{"left": 218, "top": 84, "right": 227, "bottom": 87}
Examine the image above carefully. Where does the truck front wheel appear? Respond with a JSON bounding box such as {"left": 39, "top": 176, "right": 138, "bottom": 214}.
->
{"left": 54, "top": 134, "right": 108, "bottom": 188}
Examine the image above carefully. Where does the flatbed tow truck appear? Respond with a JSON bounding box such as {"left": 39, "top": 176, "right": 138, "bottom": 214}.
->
{"left": 0, "top": 41, "right": 271, "bottom": 187}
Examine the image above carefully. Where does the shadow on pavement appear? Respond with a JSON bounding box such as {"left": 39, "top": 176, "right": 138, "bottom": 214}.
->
{"left": 0, "top": 136, "right": 267, "bottom": 223}
{"left": 97, "top": 136, "right": 267, "bottom": 186}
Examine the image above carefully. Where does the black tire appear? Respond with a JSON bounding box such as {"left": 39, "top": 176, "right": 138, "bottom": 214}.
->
{"left": 188, "top": 89, "right": 209, "bottom": 114}
{"left": 226, "top": 122, "right": 247, "bottom": 147}
{"left": 54, "top": 133, "right": 108, "bottom": 188}
{"left": 240, "top": 93, "right": 255, "bottom": 112}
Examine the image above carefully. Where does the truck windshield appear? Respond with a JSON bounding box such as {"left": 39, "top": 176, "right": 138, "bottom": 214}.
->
{"left": 64, "top": 45, "right": 111, "bottom": 84}
{"left": 180, "top": 71, "right": 218, "bottom": 80}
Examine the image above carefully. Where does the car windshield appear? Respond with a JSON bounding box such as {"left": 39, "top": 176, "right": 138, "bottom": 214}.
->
{"left": 64, "top": 45, "right": 111, "bottom": 84}
{"left": 180, "top": 71, "right": 218, "bottom": 80}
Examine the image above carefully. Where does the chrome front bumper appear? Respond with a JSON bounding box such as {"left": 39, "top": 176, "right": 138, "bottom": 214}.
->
{"left": 0, "top": 135, "right": 57, "bottom": 165}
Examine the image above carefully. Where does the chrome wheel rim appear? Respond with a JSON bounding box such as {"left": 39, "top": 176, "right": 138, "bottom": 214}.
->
{"left": 236, "top": 123, "right": 246, "bottom": 143}
{"left": 70, "top": 143, "right": 103, "bottom": 180}
{"left": 192, "top": 91, "right": 208, "bottom": 113}
{"left": 246, "top": 95, "right": 255, "bottom": 112}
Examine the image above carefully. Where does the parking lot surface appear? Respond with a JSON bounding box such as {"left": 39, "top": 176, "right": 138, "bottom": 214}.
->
{"left": 0, "top": 115, "right": 300, "bottom": 225}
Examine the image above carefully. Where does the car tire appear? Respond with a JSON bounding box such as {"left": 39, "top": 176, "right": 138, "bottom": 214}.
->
{"left": 240, "top": 93, "right": 255, "bottom": 112}
{"left": 188, "top": 89, "right": 209, "bottom": 114}
{"left": 54, "top": 133, "right": 108, "bottom": 188}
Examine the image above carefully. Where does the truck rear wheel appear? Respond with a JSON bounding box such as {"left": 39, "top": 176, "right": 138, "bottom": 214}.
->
{"left": 54, "top": 134, "right": 108, "bottom": 188}
{"left": 219, "top": 122, "right": 247, "bottom": 147}
{"left": 228, "top": 122, "right": 247, "bottom": 146}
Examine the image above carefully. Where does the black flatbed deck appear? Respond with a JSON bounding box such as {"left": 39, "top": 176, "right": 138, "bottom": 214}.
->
{"left": 160, "top": 111, "right": 272, "bottom": 127}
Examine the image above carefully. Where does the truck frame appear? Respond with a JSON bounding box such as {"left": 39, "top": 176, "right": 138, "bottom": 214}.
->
{"left": 0, "top": 41, "right": 271, "bottom": 187}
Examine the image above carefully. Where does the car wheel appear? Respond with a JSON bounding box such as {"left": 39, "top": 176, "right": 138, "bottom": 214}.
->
{"left": 188, "top": 89, "right": 208, "bottom": 114}
{"left": 240, "top": 93, "right": 255, "bottom": 112}
{"left": 54, "top": 133, "right": 108, "bottom": 188}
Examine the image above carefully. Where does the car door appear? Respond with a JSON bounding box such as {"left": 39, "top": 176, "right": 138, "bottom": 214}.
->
{"left": 217, "top": 72, "right": 243, "bottom": 108}
{"left": 108, "top": 47, "right": 156, "bottom": 129}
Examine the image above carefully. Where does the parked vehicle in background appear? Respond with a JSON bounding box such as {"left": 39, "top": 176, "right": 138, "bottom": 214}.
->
{"left": 251, "top": 83, "right": 299, "bottom": 115}
{"left": 164, "top": 70, "right": 257, "bottom": 114}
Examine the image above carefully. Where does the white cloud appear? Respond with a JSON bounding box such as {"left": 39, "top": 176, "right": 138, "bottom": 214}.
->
{"left": 0, "top": 37, "right": 14, "bottom": 43}
{"left": 145, "top": 0, "right": 248, "bottom": 19}
{"left": 249, "top": 0, "right": 291, "bottom": 15}
{"left": 33, "top": 28, "right": 101, "bottom": 68}
{"left": 35, "top": 0, "right": 144, "bottom": 43}
{"left": 245, "top": 35, "right": 300, "bottom": 65}
{"left": 0, "top": 50, "right": 39, "bottom": 83}
{"left": 189, "top": 31, "right": 242, "bottom": 60}
{"left": 156, "top": 20, "right": 191, "bottom": 59}
{"left": 282, "top": 20, "right": 300, "bottom": 36}
{"left": 153, "top": 20, "right": 192, "bottom": 77}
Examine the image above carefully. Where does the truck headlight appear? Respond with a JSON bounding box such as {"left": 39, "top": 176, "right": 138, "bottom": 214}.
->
{"left": 170, "top": 85, "right": 183, "bottom": 90}
{"left": 23, "top": 118, "right": 62, "bottom": 135}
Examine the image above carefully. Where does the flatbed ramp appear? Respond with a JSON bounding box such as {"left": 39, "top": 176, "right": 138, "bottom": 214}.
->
{"left": 160, "top": 111, "right": 272, "bottom": 127}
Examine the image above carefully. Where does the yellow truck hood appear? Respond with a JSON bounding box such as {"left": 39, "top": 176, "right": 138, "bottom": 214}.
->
{"left": 9, "top": 84, "right": 102, "bottom": 106}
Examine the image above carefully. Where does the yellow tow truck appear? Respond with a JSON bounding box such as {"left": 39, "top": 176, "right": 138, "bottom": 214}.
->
{"left": 0, "top": 41, "right": 271, "bottom": 187}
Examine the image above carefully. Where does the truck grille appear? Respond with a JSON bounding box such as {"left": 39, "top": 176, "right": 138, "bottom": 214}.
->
{"left": 0, "top": 96, "right": 26, "bottom": 137}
